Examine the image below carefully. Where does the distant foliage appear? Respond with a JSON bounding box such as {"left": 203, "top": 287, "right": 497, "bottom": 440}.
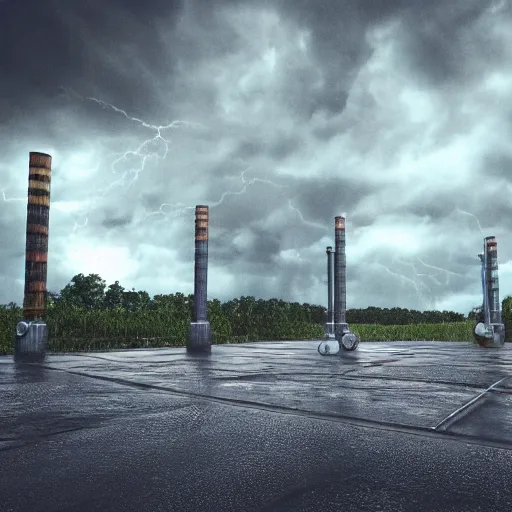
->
{"left": 0, "top": 272, "right": 499, "bottom": 354}
{"left": 0, "top": 303, "right": 23, "bottom": 355}
{"left": 346, "top": 306, "right": 465, "bottom": 325}
{"left": 502, "top": 296, "right": 512, "bottom": 342}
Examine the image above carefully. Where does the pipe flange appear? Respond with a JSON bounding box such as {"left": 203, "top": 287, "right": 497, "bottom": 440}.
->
{"left": 16, "top": 321, "right": 29, "bottom": 337}
{"left": 340, "top": 332, "right": 359, "bottom": 351}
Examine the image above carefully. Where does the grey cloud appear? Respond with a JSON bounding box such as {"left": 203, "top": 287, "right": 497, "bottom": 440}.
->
{"left": 395, "top": 1, "right": 510, "bottom": 87}
{"left": 290, "top": 178, "right": 375, "bottom": 224}
{"left": 482, "top": 154, "right": 512, "bottom": 180}
{"left": 102, "top": 216, "right": 133, "bottom": 229}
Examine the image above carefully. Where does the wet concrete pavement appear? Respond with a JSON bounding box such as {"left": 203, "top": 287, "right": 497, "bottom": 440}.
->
{"left": 2, "top": 341, "right": 512, "bottom": 511}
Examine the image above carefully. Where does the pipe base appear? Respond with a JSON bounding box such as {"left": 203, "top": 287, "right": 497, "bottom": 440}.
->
{"left": 187, "top": 321, "right": 212, "bottom": 353}
{"left": 319, "top": 323, "right": 360, "bottom": 355}
{"left": 14, "top": 320, "right": 47, "bottom": 362}
{"left": 318, "top": 338, "right": 339, "bottom": 355}
{"left": 473, "top": 322, "right": 505, "bottom": 348}
{"left": 334, "top": 323, "right": 360, "bottom": 351}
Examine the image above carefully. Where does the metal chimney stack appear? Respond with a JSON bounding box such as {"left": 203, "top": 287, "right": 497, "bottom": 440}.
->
{"left": 15, "top": 152, "right": 52, "bottom": 361}
{"left": 334, "top": 216, "right": 347, "bottom": 327}
{"left": 473, "top": 236, "right": 505, "bottom": 348}
{"left": 187, "top": 205, "right": 212, "bottom": 353}
{"left": 485, "top": 236, "right": 501, "bottom": 324}
{"left": 324, "top": 246, "right": 335, "bottom": 338}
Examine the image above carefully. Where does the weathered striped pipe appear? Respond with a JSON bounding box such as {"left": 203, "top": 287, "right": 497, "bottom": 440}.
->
{"left": 23, "top": 152, "right": 51, "bottom": 320}
{"left": 187, "top": 205, "right": 212, "bottom": 353}
{"left": 193, "top": 205, "right": 209, "bottom": 322}
{"left": 334, "top": 216, "right": 346, "bottom": 326}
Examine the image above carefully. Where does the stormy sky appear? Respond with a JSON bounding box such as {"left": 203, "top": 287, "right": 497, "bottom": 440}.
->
{"left": 1, "top": 0, "right": 511, "bottom": 314}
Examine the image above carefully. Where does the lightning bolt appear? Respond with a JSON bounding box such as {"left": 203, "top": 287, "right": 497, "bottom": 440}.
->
{"left": 143, "top": 166, "right": 286, "bottom": 221}
{"left": 374, "top": 262, "right": 429, "bottom": 294}
{"left": 84, "top": 96, "right": 201, "bottom": 186}
{"left": 60, "top": 90, "right": 349, "bottom": 238}
{"left": 394, "top": 257, "right": 440, "bottom": 284}
{"left": 72, "top": 204, "right": 91, "bottom": 232}
{"left": 416, "top": 258, "right": 464, "bottom": 286}
{"left": 1, "top": 190, "right": 25, "bottom": 203}
{"left": 388, "top": 254, "right": 467, "bottom": 309}
{"left": 455, "top": 208, "right": 484, "bottom": 236}
{"left": 288, "top": 200, "right": 329, "bottom": 231}
{"left": 375, "top": 259, "right": 438, "bottom": 309}
{"left": 143, "top": 202, "right": 196, "bottom": 221}
{"left": 209, "top": 167, "right": 284, "bottom": 208}
{"left": 63, "top": 88, "right": 203, "bottom": 231}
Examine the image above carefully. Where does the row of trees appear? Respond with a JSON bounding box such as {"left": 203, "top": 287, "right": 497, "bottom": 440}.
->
{"left": 1, "top": 272, "right": 509, "bottom": 354}
{"left": 22, "top": 273, "right": 469, "bottom": 325}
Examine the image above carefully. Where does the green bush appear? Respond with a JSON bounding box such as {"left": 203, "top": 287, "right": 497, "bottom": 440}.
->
{"left": 502, "top": 296, "right": 512, "bottom": 342}
{"left": 352, "top": 321, "right": 474, "bottom": 342}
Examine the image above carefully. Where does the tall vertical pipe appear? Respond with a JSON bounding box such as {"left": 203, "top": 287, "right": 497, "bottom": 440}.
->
{"left": 473, "top": 236, "right": 504, "bottom": 348}
{"left": 479, "top": 253, "right": 486, "bottom": 322}
{"left": 24, "top": 152, "right": 52, "bottom": 319}
{"left": 334, "top": 216, "right": 346, "bottom": 326}
{"left": 187, "top": 205, "right": 212, "bottom": 353}
{"left": 318, "top": 215, "right": 359, "bottom": 353}
{"left": 485, "top": 236, "right": 500, "bottom": 324}
{"left": 193, "top": 205, "right": 209, "bottom": 322}
{"left": 325, "top": 246, "right": 334, "bottom": 337}
{"left": 15, "top": 152, "right": 52, "bottom": 361}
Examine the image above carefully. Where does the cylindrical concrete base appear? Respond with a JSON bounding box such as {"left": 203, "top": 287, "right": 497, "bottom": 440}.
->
{"left": 187, "top": 321, "right": 212, "bottom": 353}
{"left": 14, "top": 320, "right": 47, "bottom": 362}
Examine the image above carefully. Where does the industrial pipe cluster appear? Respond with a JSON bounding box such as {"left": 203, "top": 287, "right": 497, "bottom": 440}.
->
{"left": 12, "top": 150, "right": 505, "bottom": 360}
{"left": 319, "top": 216, "right": 360, "bottom": 355}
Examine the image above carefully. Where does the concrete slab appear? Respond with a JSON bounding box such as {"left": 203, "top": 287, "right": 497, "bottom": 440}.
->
{"left": 1, "top": 341, "right": 512, "bottom": 511}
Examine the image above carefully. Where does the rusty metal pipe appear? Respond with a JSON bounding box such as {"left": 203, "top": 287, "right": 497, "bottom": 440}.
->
{"left": 23, "top": 152, "right": 52, "bottom": 320}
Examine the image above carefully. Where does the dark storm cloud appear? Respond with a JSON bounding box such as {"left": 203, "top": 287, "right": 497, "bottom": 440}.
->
{"left": 397, "top": 1, "right": 510, "bottom": 87}
{"left": 290, "top": 177, "right": 375, "bottom": 226}
{"left": 2, "top": 0, "right": 498, "bottom": 124}
{"left": 278, "top": 0, "right": 509, "bottom": 113}
{"left": 0, "top": 0, "right": 184, "bottom": 119}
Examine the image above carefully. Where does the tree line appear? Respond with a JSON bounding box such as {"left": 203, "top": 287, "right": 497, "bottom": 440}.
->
{"left": 2, "top": 272, "right": 510, "bottom": 354}
{"left": 24, "top": 273, "right": 470, "bottom": 325}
